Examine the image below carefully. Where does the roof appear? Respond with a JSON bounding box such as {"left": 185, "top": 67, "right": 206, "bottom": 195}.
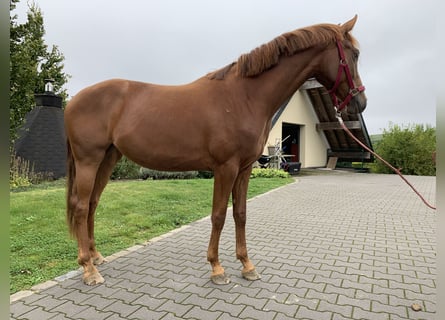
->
{"left": 14, "top": 96, "right": 67, "bottom": 179}
{"left": 301, "top": 79, "right": 373, "bottom": 162}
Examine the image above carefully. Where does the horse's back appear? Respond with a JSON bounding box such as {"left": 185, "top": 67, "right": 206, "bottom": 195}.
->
{"left": 64, "top": 78, "right": 212, "bottom": 167}
{"left": 65, "top": 79, "right": 136, "bottom": 116}
{"left": 64, "top": 79, "right": 139, "bottom": 154}
{"left": 64, "top": 77, "right": 263, "bottom": 171}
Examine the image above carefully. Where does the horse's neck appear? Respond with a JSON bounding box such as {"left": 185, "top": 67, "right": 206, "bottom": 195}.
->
{"left": 242, "top": 47, "right": 323, "bottom": 119}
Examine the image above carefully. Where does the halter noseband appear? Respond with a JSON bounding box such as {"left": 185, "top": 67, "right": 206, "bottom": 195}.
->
{"left": 328, "top": 39, "right": 365, "bottom": 113}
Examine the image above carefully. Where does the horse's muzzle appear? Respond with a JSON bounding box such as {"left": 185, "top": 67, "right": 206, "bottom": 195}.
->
{"left": 346, "top": 93, "right": 367, "bottom": 114}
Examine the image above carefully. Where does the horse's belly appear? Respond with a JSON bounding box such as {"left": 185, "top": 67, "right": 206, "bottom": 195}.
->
{"left": 133, "top": 152, "right": 211, "bottom": 172}
{"left": 114, "top": 134, "right": 213, "bottom": 172}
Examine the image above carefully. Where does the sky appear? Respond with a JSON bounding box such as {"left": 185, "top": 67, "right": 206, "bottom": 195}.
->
{"left": 12, "top": 0, "right": 437, "bottom": 134}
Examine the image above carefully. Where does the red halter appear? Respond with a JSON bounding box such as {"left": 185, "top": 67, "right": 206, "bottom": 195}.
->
{"left": 328, "top": 39, "right": 365, "bottom": 112}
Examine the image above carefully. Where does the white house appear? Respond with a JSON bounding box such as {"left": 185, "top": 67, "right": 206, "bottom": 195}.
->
{"left": 264, "top": 79, "right": 373, "bottom": 169}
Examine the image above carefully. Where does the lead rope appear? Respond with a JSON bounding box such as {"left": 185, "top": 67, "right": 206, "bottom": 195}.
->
{"left": 335, "top": 112, "right": 436, "bottom": 210}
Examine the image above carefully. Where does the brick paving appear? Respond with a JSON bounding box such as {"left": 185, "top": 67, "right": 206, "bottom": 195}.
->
{"left": 10, "top": 171, "right": 436, "bottom": 319}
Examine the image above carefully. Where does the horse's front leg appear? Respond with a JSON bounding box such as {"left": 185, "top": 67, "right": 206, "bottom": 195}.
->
{"left": 232, "top": 166, "right": 261, "bottom": 281}
{"left": 207, "top": 165, "right": 237, "bottom": 284}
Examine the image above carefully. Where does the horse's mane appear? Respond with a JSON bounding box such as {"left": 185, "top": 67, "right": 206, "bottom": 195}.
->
{"left": 208, "top": 23, "right": 357, "bottom": 80}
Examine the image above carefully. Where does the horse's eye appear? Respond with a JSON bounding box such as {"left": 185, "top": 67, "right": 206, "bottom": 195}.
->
{"left": 353, "top": 50, "right": 360, "bottom": 60}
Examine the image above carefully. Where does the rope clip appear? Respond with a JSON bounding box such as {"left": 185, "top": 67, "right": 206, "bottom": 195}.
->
{"left": 334, "top": 107, "right": 343, "bottom": 123}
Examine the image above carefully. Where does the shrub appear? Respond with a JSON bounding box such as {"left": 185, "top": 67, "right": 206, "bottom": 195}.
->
{"left": 250, "top": 168, "right": 290, "bottom": 178}
{"left": 372, "top": 123, "right": 435, "bottom": 176}
{"left": 10, "top": 151, "right": 59, "bottom": 189}
{"left": 10, "top": 152, "right": 35, "bottom": 189}
{"left": 139, "top": 168, "right": 199, "bottom": 180}
{"left": 111, "top": 157, "right": 212, "bottom": 181}
{"left": 10, "top": 154, "right": 31, "bottom": 189}
{"left": 197, "top": 171, "right": 214, "bottom": 179}
{"left": 110, "top": 157, "right": 141, "bottom": 180}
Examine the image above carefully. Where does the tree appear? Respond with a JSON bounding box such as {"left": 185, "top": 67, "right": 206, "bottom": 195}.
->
{"left": 372, "top": 123, "right": 436, "bottom": 176}
{"left": 9, "top": 0, "right": 70, "bottom": 146}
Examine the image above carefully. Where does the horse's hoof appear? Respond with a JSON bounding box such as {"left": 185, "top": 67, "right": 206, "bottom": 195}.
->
{"left": 83, "top": 273, "right": 105, "bottom": 286}
{"left": 211, "top": 273, "right": 231, "bottom": 285}
{"left": 242, "top": 269, "right": 261, "bottom": 281}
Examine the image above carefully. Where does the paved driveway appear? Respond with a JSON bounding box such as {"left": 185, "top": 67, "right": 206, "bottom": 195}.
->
{"left": 11, "top": 171, "right": 436, "bottom": 319}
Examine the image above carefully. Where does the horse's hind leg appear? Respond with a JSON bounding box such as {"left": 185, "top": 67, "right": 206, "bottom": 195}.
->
{"left": 71, "top": 158, "right": 105, "bottom": 285}
{"left": 88, "top": 146, "right": 122, "bottom": 266}
{"left": 232, "top": 166, "right": 260, "bottom": 281}
{"left": 69, "top": 144, "right": 122, "bottom": 285}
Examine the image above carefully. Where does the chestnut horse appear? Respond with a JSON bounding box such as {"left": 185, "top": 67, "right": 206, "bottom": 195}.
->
{"left": 65, "top": 15, "right": 366, "bottom": 285}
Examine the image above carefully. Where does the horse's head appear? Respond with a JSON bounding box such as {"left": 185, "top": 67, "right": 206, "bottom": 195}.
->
{"left": 315, "top": 15, "right": 367, "bottom": 114}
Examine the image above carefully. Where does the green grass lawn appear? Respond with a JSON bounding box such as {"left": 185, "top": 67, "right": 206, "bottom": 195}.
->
{"left": 10, "top": 177, "right": 293, "bottom": 294}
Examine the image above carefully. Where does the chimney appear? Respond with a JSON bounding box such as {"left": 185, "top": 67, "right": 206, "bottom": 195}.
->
{"left": 34, "top": 79, "right": 63, "bottom": 108}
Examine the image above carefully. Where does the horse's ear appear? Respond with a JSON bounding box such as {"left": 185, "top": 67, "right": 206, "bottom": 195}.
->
{"left": 341, "top": 14, "right": 358, "bottom": 33}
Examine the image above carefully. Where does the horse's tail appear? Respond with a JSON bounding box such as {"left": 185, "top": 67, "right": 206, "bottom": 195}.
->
{"left": 66, "top": 138, "right": 77, "bottom": 238}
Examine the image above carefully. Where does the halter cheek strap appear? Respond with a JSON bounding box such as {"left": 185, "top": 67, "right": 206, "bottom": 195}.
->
{"left": 328, "top": 39, "right": 365, "bottom": 112}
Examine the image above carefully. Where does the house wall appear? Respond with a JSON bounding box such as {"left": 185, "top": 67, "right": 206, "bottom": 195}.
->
{"left": 264, "top": 90, "right": 329, "bottom": 168}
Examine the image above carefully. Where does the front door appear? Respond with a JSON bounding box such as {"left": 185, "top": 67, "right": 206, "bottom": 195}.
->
{"left": 281, "top": 123, "right": 300, "bottom": 162}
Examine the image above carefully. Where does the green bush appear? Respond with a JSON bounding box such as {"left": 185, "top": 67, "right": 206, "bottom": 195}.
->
{"left": 250, "top": 168, "right": 290, "bottom": 178}
{"left": 110, "top": 157, "right": 141, "bottom": 180}
{"left": 10, "top": 151, "right": 59, "bottom": 189}
{"left": 111, "top": 157, "right": 213, "bottom": 181}
{"left": 112, "top": 159, "right": 293, "bottom": 180}
{"left": 372, "top": 123, "right": 435, "bottom": 176}
{"left": 197, "top": 171, "right": 214, "bottom": 179}
{"left": 139, "top": 168, "right": 199, "bottom": 180}
{"left": 9, "top": 152, "right": 39, "bottom": 189}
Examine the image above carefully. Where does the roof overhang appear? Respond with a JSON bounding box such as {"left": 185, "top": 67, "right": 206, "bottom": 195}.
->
{"left": 301, "top": 79, "right": 374, "bottom": 162}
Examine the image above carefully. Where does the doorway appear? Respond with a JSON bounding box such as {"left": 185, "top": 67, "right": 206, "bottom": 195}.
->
{"left": 281, "top": 123, "right": 300, "bottom": 162}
